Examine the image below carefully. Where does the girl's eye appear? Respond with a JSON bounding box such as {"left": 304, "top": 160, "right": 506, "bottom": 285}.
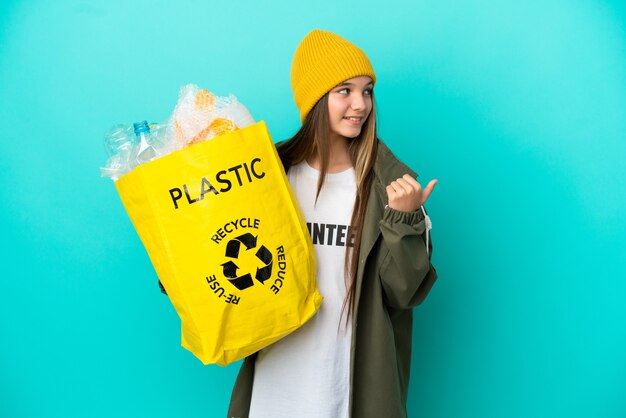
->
{"left": 337, "top": 88, "right": 373, "bottom": 95}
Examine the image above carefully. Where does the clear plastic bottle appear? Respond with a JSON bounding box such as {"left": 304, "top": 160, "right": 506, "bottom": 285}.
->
{"left": 101, "top": 124, "right": 135, "bottom": 180}
{"left": 148, "top": 121, "right": 173, "bottom": 156}
{"left": 133, "top": 120, "right": 157, "bottom": 165}
{"left": 103, "top": 124, "right": 134, "bottom": 157}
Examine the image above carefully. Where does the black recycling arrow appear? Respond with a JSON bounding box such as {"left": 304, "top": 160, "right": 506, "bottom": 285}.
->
{"left": 221, "top": 260, "right": 239, "bottom": 278}
{"left": 254, "top": 245, "right": 273, "bottom": 284}
{"left": 255, "top": 263, "right": 273, "bottom": 283}
{"left": 237, "top": 233, "right": 257, "bottom": 249}
{"left": 221, "top": 261, "right": 254, "bottom": 290}
{"left": 256, "top": 245, "right": 272, "bottom": 264}
{"left": 225, "top": 233, "right": 258, "bottom": 258}
{"left": 229, "top": 273, "right": 254, "bottom": 290}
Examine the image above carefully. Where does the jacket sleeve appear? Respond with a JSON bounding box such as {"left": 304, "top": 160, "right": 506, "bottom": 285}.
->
{"left": 378, "top": 205, "right": 437, "bottom": 309}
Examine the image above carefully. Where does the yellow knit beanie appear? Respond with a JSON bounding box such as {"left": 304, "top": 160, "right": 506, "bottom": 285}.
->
{"left": 290, "top": 29, "right": 376, "bottom": 123}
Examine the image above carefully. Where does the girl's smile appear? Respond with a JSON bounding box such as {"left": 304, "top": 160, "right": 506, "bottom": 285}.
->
{"left": 342, "top": 116, "right": 365, "bottom": 125}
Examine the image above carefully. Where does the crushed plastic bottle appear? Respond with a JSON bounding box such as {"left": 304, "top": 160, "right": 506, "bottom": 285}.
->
{"left": 101, "top": 120, "right": 164, "bottom": 180}
{"left": 132, "top": 120, "right": 157, "bottom": 164}
{"left": 103, "top": 124, "right": 135, "bottom": 157}
{"left": 101, "top": 124, "right": 136, "bottom": 180}
{"left": 148, "top": 121, "right": 174, "bottom": 157}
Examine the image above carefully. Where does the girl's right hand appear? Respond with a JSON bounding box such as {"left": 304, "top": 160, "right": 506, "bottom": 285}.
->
{"left": 386, "top": 174, "right": 437, "bottom": 212}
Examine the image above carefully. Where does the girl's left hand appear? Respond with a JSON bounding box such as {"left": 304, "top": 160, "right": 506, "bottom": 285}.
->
{"left": 386, "top": 174, "right": 438, "bottom": 212}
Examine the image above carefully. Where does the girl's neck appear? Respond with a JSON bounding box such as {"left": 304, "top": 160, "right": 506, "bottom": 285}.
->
{"left": 307, "top": 133, "right": 353, "bottom": 173}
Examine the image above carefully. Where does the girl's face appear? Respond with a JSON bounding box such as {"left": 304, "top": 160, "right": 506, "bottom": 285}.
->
{"left": 327, "top": 76, "right": 373, "bottom": 140}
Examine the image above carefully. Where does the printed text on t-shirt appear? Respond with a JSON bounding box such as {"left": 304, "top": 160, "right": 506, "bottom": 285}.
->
{"left": 306, "top": 222, "right": 355, "bottom": 247}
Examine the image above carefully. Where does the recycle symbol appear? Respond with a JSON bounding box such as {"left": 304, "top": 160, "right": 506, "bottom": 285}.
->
{"left": 220, "top": 233, "right": 273, "bottom": 290}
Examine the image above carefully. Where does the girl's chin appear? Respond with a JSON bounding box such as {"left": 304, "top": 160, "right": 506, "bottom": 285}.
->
{"left": 330, "top": 126, "right": 362, "bottom": 140}
{"left": 337, "top": 126, "right": 362, "bottom": 136}
{"left": 342, "top": 129, "right": 362, "bottom": 138}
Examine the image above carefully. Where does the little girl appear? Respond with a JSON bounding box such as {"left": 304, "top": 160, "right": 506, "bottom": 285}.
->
{"left": 228, "top": 29, "right": 438, "bottom": 418}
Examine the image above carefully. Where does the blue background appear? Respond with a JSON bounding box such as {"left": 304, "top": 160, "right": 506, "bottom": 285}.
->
{"left": 1, "top": 0, "right": 625, "bottom": 417}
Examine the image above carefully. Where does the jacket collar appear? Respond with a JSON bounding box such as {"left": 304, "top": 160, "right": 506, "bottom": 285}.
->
{"left": 372, "top": 140, "right": 418, "bottom": 188}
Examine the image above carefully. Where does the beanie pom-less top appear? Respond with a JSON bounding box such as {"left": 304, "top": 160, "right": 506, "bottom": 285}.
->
{"left": 290, "top": 29, "right": 376, "bottom": 123}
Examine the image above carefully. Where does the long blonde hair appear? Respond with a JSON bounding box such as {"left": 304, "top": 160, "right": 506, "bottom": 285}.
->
{"left": 277, "top": 92, "right": 378, "bottom": 327}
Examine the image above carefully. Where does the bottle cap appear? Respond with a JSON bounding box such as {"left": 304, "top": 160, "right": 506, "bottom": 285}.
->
{"left": 133, "top": 120, "right": 150, "bottom": 134}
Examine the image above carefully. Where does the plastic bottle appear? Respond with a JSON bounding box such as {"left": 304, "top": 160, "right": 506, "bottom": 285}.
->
{"left": 103, "top": 124, "right": 134, "bottom": 157}
{"left": 148, "top": 122, "right": 173, "bottom": 156}
{"left": 133, "top": 120, "right": 157, "bottom": 165}
{"left": 101, "top": 124, "right": 135, "bottom": 180}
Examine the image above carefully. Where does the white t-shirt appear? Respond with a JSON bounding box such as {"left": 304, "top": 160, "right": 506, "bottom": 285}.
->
{"left": 248, "top": 160, "right": 357, "bottom": 418}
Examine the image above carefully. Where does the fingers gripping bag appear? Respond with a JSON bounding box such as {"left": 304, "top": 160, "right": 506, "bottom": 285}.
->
{"left": 115, "top": 119, "right": 322, "bottom": 366}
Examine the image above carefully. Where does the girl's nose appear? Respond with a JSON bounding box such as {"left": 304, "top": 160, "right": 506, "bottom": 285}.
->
{"left": 351, "top": 93, "right": 367, "bottom": 111}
